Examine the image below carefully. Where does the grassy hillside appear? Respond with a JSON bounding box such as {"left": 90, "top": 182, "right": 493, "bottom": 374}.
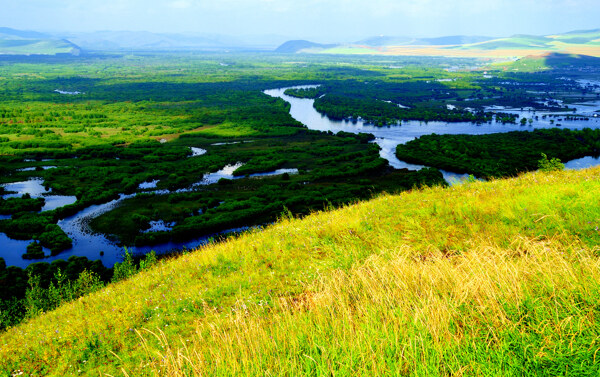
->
{"left": 2, "top": 167, "right": 600, "bottom": 375}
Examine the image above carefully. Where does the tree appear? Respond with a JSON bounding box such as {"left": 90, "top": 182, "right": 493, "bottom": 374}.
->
{"left": 538, "top": 153, "right": 564, "bottom": 172}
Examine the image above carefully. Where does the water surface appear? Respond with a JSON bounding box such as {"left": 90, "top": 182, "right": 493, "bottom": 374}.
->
{"left": 265, "top": 86, "right": 600, "bottom": 181}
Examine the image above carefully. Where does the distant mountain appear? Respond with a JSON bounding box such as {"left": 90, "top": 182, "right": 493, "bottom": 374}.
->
{"left": 0, "top": 27, "right": 80, "bottom": 56}
{"left": 355, "top": 36, "right": 415, "bottom": 47}
{"left": 356, "top": 35, "right": 493, "bottom": 46}
{"left": 2, "top": 26, "right": 600, "bottom": 57}
{"left": 285, "top": 29, "right": 600, "bottom": 58}
{"left": 0, "top": 27, "right": 51, "bottom": 40}
{"left": 54, "top": 31, "right": 288, "bottom": 51}
{"left": 275, "top": 40, "right": 338, "bottom": 53}
{"left": 418, "top": 35, "right": 494, "bottom": 45}
{"left": 458, "top": 35, "right": 553, "bottom": 50}
{"left": 60, "top": 31, "right": 233, "bottom": 51}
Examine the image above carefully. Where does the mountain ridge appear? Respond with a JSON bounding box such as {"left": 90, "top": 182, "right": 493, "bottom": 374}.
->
{"left": 274, "top": 28, "right": 600, "bottom": 57}
{"left": 0, "top": 27, "right": 81, "bottom": 56}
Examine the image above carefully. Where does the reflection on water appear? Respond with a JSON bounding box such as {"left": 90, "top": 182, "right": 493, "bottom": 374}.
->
{"left": 2, "top": 179, "right": 49, "bottom": 198}
{"left": 249, "top": 168, "right": 299, "bottom": 178}
{"left": 265, "top": 86, "right": 600, "bottom": 179}
{"left": 16, "top": 166, "right": 57, "bottom": 172}
{"left": 564, "top": 155, "right": 600, "bottom": 170}
{"left": 0, "top": 234, "right": 52, "bottom": 268}
{"left": 139, "top": 180, "right": 159, "bottom": 189}
{"left": 190, "top": 147, "right": 207, "bottom": 157}
{"left": 0, "top": 163, "right": 300, "bottom": 268}
{"left": 192, "top": 162, "right": 244, "bottom": 186}
{"left": 1, "top": 178, "right": 77, "bottom": 211}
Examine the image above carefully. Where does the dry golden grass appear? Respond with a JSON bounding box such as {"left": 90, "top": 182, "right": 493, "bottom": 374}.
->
{"left": 137, "top": 236, "right": 600, "bottom": 376}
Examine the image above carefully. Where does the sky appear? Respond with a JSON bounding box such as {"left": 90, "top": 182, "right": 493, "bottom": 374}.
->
{"left": 1, "top": 0, "right": 599, "bottom": 41}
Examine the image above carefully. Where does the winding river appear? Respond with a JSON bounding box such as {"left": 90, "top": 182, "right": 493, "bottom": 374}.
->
{"left": 3, "top": 84, "right": 600, "bottom": 268}
{"left": 264, "top": 86, "right": 600, "bottom": 183}
{"left": 0, "top": 163, "right": 297, "bottom": 268}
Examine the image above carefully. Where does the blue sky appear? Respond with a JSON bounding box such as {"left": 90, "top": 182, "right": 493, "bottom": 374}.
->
{"left": 1, "top": 0, "right": 599, "bottom": 40}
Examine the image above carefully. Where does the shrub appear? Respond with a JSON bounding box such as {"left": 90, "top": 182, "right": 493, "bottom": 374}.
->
{"left": 538, "top": 153, "right": 564, "bottom": 172}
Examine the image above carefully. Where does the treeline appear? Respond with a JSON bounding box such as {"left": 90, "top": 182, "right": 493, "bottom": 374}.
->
{"left": 314, "top": 95, "right": 495, "bottom": 125}
{"left": 284, "top": 87, "right": 324, "bottom": 99}
{"left": 395, "top": 128, "right": 600, "bottom": 178}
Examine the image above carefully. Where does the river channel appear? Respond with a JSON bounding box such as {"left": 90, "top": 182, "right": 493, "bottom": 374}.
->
{"left": 265, "top": 85, "right": 600, "bottom": 183}
{"left": 2, "top": 84, "right": 600, "bottom": 268}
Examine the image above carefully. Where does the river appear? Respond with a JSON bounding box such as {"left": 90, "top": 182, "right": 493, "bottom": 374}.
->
{"left": 0, "top": 164, "right": 297, "bottom": 268}
{"left": 264, "top": 86, "right": 600, "bottom": 182}
{"left": 3, "top": 84, "right": 600, "bottom": 268}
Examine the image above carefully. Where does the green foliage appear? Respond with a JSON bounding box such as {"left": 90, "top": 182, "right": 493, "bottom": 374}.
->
{"left": 23, "top": 241, "right": 45, "bottom": 260}
{"left": 538, "top": 153, "right": 565, "bottom": 172}
{"left": 113, "top": 248, "right": 158, "bottom": 282}
{"left": 24, "top": 267, "right": 105, "bottom": 320}
{"left": 112, "top": 248, "right": 137, "bottom": 282}
{"left": 0, "top": 195, "right": 45, "bottom": 215}
{"left": 0, "top": 255, "right": 112, "bottom": 329}
{"left": 0, "top": 213, "right": 72, "bottom": 255}
{"left": 138, "top": 251, "right": 157, "bottom": 271}
{"left": 396, "top": 128, "right": 600, "bottom": 178}
{"left": 284, "top": 87, "right": 323, "bottom": 99}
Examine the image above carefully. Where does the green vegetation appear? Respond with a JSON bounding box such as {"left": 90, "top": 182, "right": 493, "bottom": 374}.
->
{"left": 0, "top": 51, "right": 597, "bottom": 261}
{"left": 395, "top": 128, "right": 600, "bottom": 178}
{"left": 284, "top": 86, "right": 323, "bottom": 99}
{"left": 1, "top": 46, "right": 600, "bottom": 375}
{"left": 0, "top": 251, "right": 161, "bottom": 330}
{"left": 0, "top": 212, "right": 72, "bottom": 254}
{"left": 0, "top": 54, "right": 449, "bottom": 259}
{"left": 538, "top": 152, "right": 565, "bottom": 172}
{"left": 0, "top": 194, "right": 44, "bottom": 215}
{"left": 2, "top": 167, "right": 600, "bottom": 375}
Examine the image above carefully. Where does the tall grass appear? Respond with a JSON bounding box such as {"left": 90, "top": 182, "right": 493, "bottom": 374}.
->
{"left": 2, "top": 168, "right": 600, "bottom": 376}
{"left": 138, "top": 237, "right": 600, "bottom": 376}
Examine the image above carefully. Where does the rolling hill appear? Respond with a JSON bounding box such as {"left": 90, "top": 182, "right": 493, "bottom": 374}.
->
{"left": 0, "top": 27, "right": 80, "bottom": 56}
{"left": 355, "top": 35, "right": 493, "bottom": 47}
{"left": 2, "top": 167, "right": 600, "bottom": 375}
{"left": 278, "top": 29, "right": 600, "bottom": 58}
{"left": 59, "top": 31, "right": 242, "bottom": 51}
{"left": 274, "top": 39, "right": 338, "bottom": 53}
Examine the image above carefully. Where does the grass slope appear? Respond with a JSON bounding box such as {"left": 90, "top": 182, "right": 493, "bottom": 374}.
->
{"left": 2, "top": 168, "right": 600, "bottom": 375}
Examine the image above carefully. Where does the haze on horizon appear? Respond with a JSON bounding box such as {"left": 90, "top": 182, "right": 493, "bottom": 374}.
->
{"left": 1, "top": 0, "right": 599, "bottom": 42}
